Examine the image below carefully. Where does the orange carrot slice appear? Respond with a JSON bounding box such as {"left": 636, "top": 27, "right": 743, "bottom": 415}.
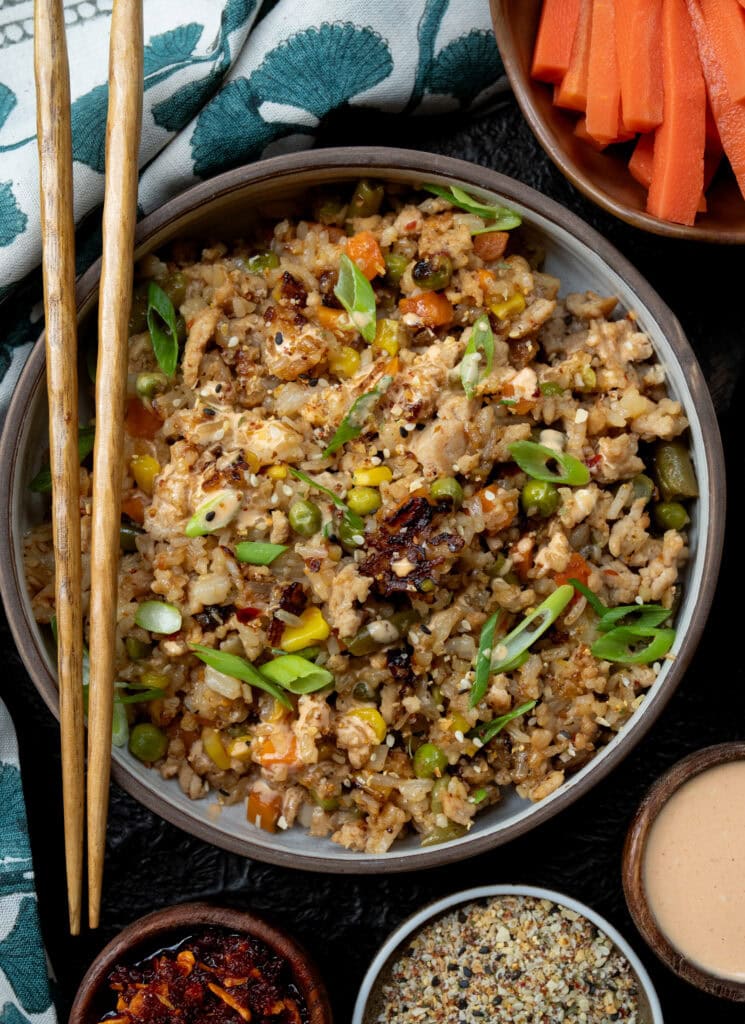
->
{"left": 629, "top": 133, "right": 655, "bottom": 185}
{"left": 699, "top": 0, "right": 745, "bottom": 104}
{"left": 647, "top": 0, "right": 706, "bottom": 225}
{"left": 532, "top": 0, "right": 583, "bottom": 83}
{"left": 555, "top": 0, "right": 594, "bottom": 110}
{"left": 687, "top": 0, "right": 745, "bottom": 200}
{"left": 586, "top": 0, "right": 622, "bottom": 143}
{"left": 616, "top": 0, "right": 664, "bottom": 132}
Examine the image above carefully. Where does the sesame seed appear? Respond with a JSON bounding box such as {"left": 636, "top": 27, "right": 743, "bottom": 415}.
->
{"left": 227, "top": 335, "right": 239, "bottom": 348}
{"left": 575, "top": 408, "right": 589, "bottom": 424}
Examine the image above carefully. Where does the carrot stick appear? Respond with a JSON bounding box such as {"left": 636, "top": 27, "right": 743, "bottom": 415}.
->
{"left": 629, "top": 133, "right": 655, "bottom": 185}
{"left": 574, "top": 116, "right": 634, "bottom": 149}
{"left": 616, "top": 0, "right": 664, "bottom": 132}
{"left": 554, "top": 0, "right": 593, "bottom": 109}
{"left": 687, "top": 0, "right": 745, "bottom": 200}
{"left": 532, "top": 0, "right": 583, "bottom": 83}
{"left": 647, "top": 0, "right": 706, "bottom": 225}
{"left": 699, "top": 0, "right": 745, "bottom": 104}
{"left": 586, "top": 0, "right": 622, "bottom": 142}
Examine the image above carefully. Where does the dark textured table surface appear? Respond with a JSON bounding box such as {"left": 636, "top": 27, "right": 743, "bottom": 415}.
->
{"left": 1, "top": 95, "right": 743, "bottom": 1023}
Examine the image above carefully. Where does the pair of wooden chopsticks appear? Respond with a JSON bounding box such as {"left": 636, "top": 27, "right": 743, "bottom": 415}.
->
{"left": 34, "top": 0, "right": 143, "bottom": 933}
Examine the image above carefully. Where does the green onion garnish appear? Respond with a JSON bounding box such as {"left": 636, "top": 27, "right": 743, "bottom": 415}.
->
{"left": 334, "top": 253, "right": 377, "bottom": 343}
{"left": 591, "top": 626, "right": 675, "bottom": 665}
{"left": 568, "top": 578, "right": 671, "bottom": 632}
{"left": 113, "top": 682, "right": 166, "bottom": 705}
{"left": 323, "top": 374, "right": 393, "bottom": 457}
{"left": 469, "top": 700, "right": 538, "bottom": 747}
{"left": 469, "top": 610, "right": 501, "bottom": 708}
{"left": 30, "top": 425, "right": 95, "bottom": 493}
{"left": 460, "top": 315, "right": 495, "bottom": 400}
{"left": 234, "top": 541, "right": 288, "bottom": 565}
{"left": 185, "top": 489, "right": 241, "bottom": 537}
{"left": 491, "top": 585, "right": 574, "bottom": 673}
{"left": 508, "top": 440, "right": 590, "bottom": 486}
{"left": 190, "top": 643, "right": 292, "bottom": 708}
{"left": 288, "top": 467, "right": 365, "bottom": 537}
{"left": 134, "top": 600, "right": 182, "bottom": 635}
{"left": 147, "top": 281, "right": 179, "bottom": 377}
{"left": 112, "top": 703, "right": 129, "bottom": 748}
{"left": 259, "top": 654, "right": 334, "bottom": 694}
{"left": 470, "top": 788, "right": 488, "bottom": 804}
{"left": 423, "top": 183, "right": 522, "bottom": 232}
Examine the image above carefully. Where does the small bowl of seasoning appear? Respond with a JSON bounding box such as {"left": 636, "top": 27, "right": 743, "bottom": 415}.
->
{"left": 353, "top": 885, "right": 661, "bottom": 1024}
{"left": 69, "top": 901, "right": 332, "bottom": 1024}
{"left": 623, "top": 741, "right": 745, "bottom": 1000}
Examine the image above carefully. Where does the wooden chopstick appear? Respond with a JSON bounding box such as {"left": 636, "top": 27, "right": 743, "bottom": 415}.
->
{"left": 33, "top": 0, "right": 85, "bottom": 937}
{"left": 87, "top": 0, "right": 143, "bottom": 929}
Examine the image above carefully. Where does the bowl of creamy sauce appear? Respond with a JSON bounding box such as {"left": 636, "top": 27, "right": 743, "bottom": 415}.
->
{"left": 623, "top": 742, "right": 745, "bottom": 1000}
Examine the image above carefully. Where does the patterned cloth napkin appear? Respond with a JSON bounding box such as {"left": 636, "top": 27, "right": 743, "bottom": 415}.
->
{"left": 0, "top": 1, "right": 504, "bottom": 1019}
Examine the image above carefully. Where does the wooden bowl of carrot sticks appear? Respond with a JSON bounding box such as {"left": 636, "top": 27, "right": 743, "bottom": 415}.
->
{"left": 491, "top": 0, "right": 745, "bottom": 241}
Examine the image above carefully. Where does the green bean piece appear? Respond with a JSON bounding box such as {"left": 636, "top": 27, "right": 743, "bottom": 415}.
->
{"left": 653, "top": 501, "right": 690, "bottom": 531}
{"left": 508, "top": 440, "right": 590, "bottom": 486}
{"left": 413, "top": 742, "right": 448, "bottom": 779}
{"left": 128, "top": 723, "right": 168, "bottom": 763}
{"left": 120, "top": 522, "right": 144, "bottom": 552}
{"left": 420, "top": 822, "right": 467, "bottom": 847}
{"left": 653, "top": 441, "right": 698, "bottom": 502}
{"left": 247, "top": 251, "right": 280, "bottom": 273}
{"left": 289, "top": 499, "right": 322, "bottom": 537}
{"left": 411, "top": 254, "right": 453, "bottom": 291}
{"left": 136, "top": 372, "right": 168, "bottom": 400}
{"left": 521, "top": 479, "right": 559, "bottom": 518}
{"left": 430, "top": 477, "right": 464, "bottom": 508}
{"left": 631, "top": 473, "right": 656, "bottom": 503}
{"left": 591, "top": 626, "right": 675, "bottom": 665}
{"left": 314, "top": 195, "right": 347, "bottom": 226}
{"left": 384, "top": 252, "right": 409, "bottom": 286}
{"left": 125, "top": 636, "right": 151, "bottom": 661}
{"left": 163, "top": 270, "right": 187, "bottom": 309}
{"left": 349, "top": 179, "right": 384, "bottom": 218}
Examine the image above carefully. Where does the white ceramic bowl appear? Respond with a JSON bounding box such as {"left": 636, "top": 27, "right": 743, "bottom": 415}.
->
{"left": 353, "top": 884, "right": 664, "bottom": 1024}
{"left": 0, "top": 148, "right": 724, "bottom": 872}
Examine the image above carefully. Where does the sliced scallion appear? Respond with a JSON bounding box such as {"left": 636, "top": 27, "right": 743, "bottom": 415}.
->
{"left": 461, "top": 315, "right": 494, "bottom": 400}
{"left": 323, "top": 374, "right": 393, "bottom": 457}
{"left": 569, "top": 578, "right": 672, "bottom": 632}
{"left": 469, "top": 700, "right": 538, "bottom": 747}
{"left": 190, "top": 643, "right": 292, "bottom": 708}
{"left": 30, "top": 425, "right": 95, "bottom": 493}
{"left": 334, "top": 253, "right": 377, "bottom": 343}
{"left": 235, "top": 541, "right": 288, "bottom": 565}
{"left": 111, "top": 703, "right": 129, "bottom": 748}
{"left": 147, "top": 281, "right": 179, "bottom": 377}
{"left": 491, "top": 585, "right": 574, "bottom": 673}
{"left": 591, "top": 626, "right": 675, "bottom": 665}
{"left": 508, "top": 440, "right": 590, "bottom": 486}
{"left": 288, "top": 467, "right": 365, "bottom": 537}
{"left": 185, "top": 489, "right": 241, "bottom": 537}
{"left": 423, "top": 183, "right": 522, "bottom": 231}
{"left": 134, "top": 600, "right": 182, "bottom": 635}
{"left": 469, "top": 610, "right": 500, "bottom": 708}
{"left": 259, "top": 654, "right": 334, "bottom": 694}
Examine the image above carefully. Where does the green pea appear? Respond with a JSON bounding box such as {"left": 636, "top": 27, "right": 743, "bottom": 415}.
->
{"left": 346, "top": 609, "right": 420, "bottom": 656}
{"left": 353, "top": 681, "right": 377, "bottom": 702}
{"left": 136, "top": 372, "right": 168, "bottom": 400}
{"left": 631, "top": 473, "right": 655, "bottom": 503}
{"left": 521, "top": 479, "right": 560, "bottom": 518}
{"left": 125, "top": 636, "right": 152, "bottom": 661}
{"left": 413, "top": 742, "right": 447, "bottom": 779}
{"left": 289, "top": 499, "right": 322, "bottom": 537}
{"left": 128, "top": 723, "right": 168, "bottom": 763}
{"left": 430, "top": 477, "right": 464, "bottom": 508}
{"left": 163, "top": 270, "right": 187, "bottom": 309}
{"left": 653, "top": 441, "right": 698, "bottom": 502}
{"left": 349, "top": 179, "right": 384, "bottom": 218}
{"left": 120, "top": 521, "right": 144, "bottom": 552}
{"left": 412, "top": 254, "right": 453, "bottom": 292}
{"left": 338, "top": 515, "right": 365, "bottom": 552}
{"left": 247, "top": 251, "right": 280, "bottom": 273}
{"left": 653, "top": 501, "right": 690, "bottom": 531}
{"left": 347, "top": 486, "right": 381, "bottom": 516}
{"left": 384, "top": 252, "right": 409, "bottom": 286}
{"left": 420, "top": 822, "right": 467, "bottom": 847}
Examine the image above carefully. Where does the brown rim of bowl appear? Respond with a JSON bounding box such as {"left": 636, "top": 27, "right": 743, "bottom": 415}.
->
{"left": 0, "top": 146, "right": 726, "bottom": 873}
{"left": 490, "top": 0, "right": 745, "bottom": 243}
{"left": 622, "top": 743, "right": 745, "bottom": 1001}
{"left": 68, "top": 901, "right": 333, "bottom": 1024}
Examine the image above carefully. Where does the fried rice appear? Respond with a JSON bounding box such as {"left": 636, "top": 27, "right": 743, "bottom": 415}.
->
{"left": 23, "top": 180, "right": 694, "bottom": 853}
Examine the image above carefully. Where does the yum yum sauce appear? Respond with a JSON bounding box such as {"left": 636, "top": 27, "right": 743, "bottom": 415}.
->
{"left": 643, "top": 761, "right": 745, "bottom": 980}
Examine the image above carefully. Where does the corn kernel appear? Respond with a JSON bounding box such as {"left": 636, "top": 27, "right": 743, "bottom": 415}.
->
{"left": 267, "top": 698, "right": 288, "bottom": 723}
{"left": 139, "top": 670, "right": 169, "bottom": 690}
{"left": 130, "top": 454, "right": 160, "bottom": 495}
{"left": 202, "top": 727, "right": 231, "bottom": 770}
{"left": 448, "top": 712, "right": 471, "bottom": 735}
{"left": 227, "top": 736, "right": 252, "bottom": 761}
{"left": 280, "top": 606, "right": 331, "bottom": 652}
{"left": 373, "top": 318, "right": 402, "bottom": 356}
{"left": 353, "top": 465, "right": 393, "bottom": 487}
{"left": 328, "top": 345, "right": 361, "bottom": 379}
{"left": 490, "top": 292, "right": 526, "bottom": 320}
{"left": 244, "top": 449, "right": 260, "bottom": 473}
{"left": 267, "top": 464, "right": 287, "bottom": 480}
{"left": 347, "top": 486, "right": 381, "bottom": 515}
{"left": 346, "top": 707, "right": 387, "bottom": 743}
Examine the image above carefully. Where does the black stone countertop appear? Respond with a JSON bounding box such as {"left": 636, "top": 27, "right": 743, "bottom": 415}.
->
{"left": 1, "top": 96, "right": 743, "bottom": 1023}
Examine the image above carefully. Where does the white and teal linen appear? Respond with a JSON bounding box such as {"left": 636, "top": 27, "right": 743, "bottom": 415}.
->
{"left": 0, "top": 2, "right": 504, "bottom": 1021}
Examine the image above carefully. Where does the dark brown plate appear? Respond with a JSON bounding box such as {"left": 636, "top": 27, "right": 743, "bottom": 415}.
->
{"left": 623, "top": 743, "right": 745, "bottom": 1000}
{"left": 491, "top": 0, "right": 745, "bottom": 242}
{"left": 68, "top": 901, "right": 332, "bottom": 1023}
